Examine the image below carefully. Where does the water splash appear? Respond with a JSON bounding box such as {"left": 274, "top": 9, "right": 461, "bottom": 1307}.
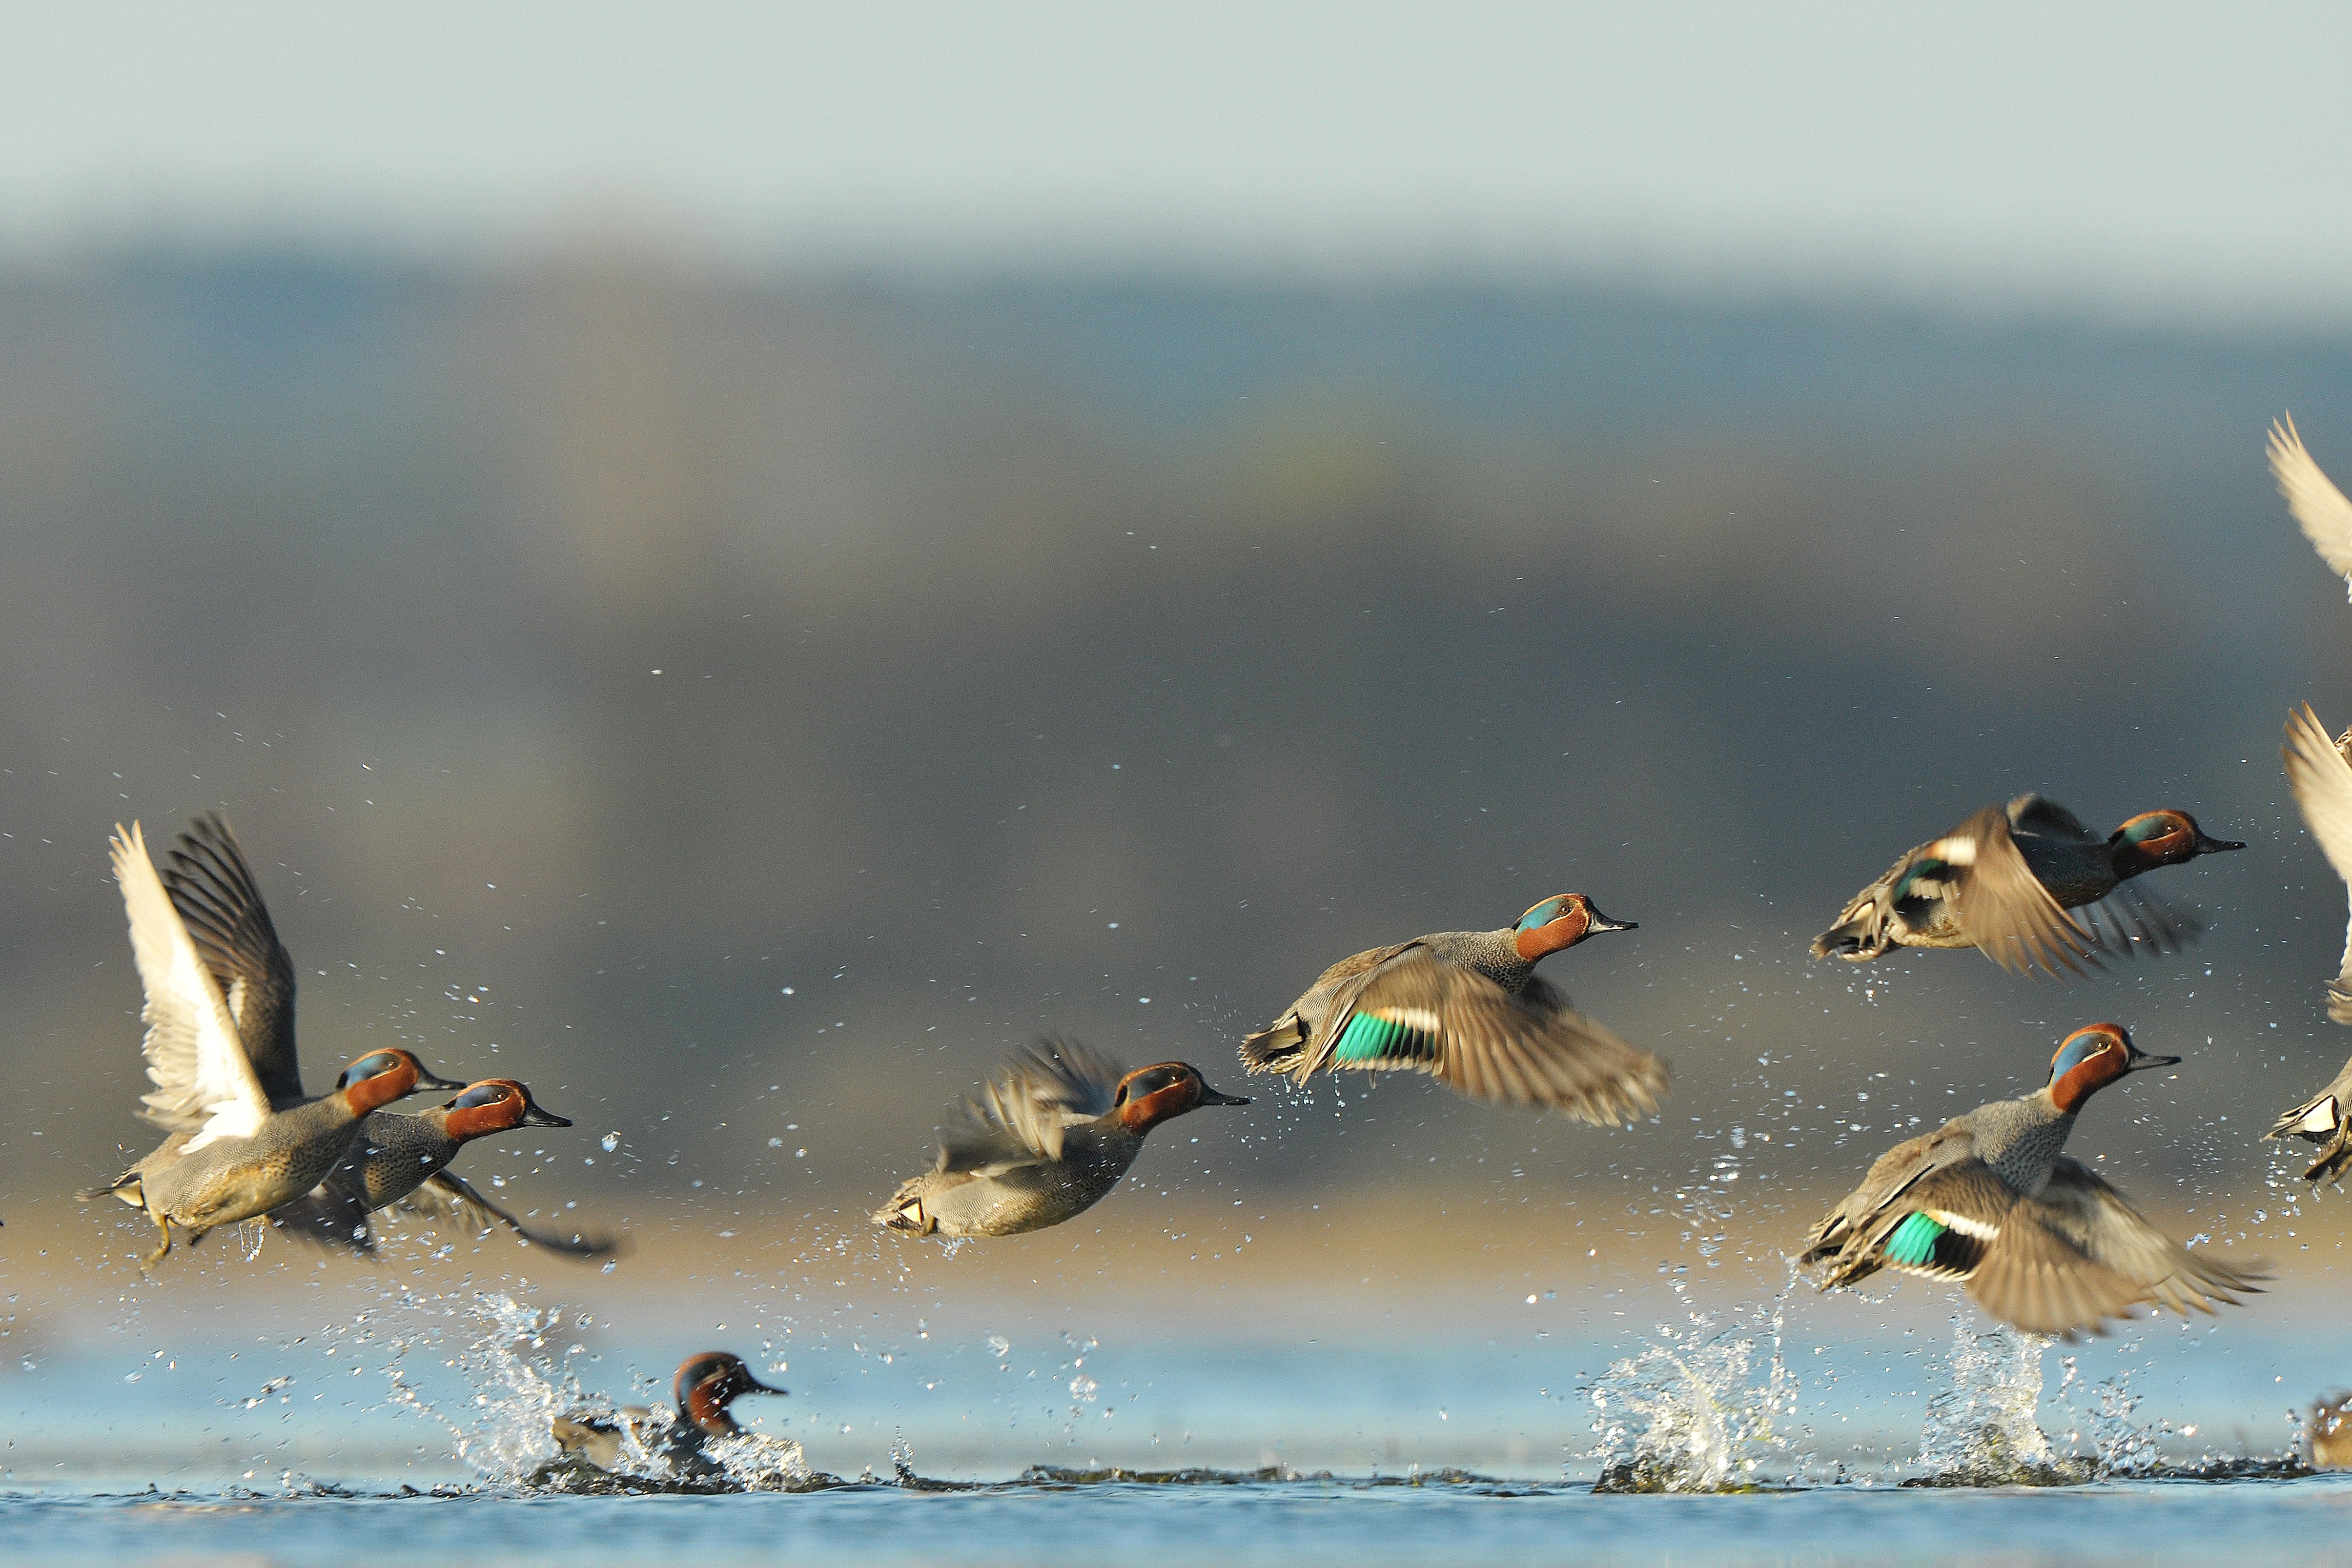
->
{"left": 1911, "top": 1312, "right": 2089, "bottom": 1486}
{"left": 1585, "top": 1287, "right": 1797, "bottom": 1492}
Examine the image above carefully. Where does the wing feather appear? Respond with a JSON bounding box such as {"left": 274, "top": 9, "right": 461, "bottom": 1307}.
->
{"left": 937, "top": 1036, "right": 1125, "bottom": 1171}
{"left": 1947, "top": 805, "right": 2095, "bottom": 978}
{"left": 2285, "top": 703, "right": 2352, "bottom": 1022}
{"left": 112, "top": 822, "right": 270, "bottom": 1152}
{"left": 161, "top": 812, "right": 302, "bottom": 1106}
{"left": 2270, "top": 414, "right": 2352, "bottom": 582}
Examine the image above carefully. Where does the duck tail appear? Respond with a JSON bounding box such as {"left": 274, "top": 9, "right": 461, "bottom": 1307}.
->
{"left": 1807, "top": 908, "right": 1883, "bottom": 962}
{"left": 1239, "top": 1016, "right": 1308, "bottom": 1076}
{"left": 872, "top": 1181, "right": 935, "bottom": 1235}
{"left": 78, "top": 1169, "right": 144, "bottom": 1207}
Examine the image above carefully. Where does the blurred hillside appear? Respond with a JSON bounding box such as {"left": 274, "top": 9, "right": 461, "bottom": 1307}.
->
{"left": 5, "top": 257, "right": 2352, "bottom": 1255}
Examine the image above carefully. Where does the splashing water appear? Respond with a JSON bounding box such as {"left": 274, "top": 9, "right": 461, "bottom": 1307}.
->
{"left": 1585, "top": 1287, "right": 1797, "bottom": 1492}
{"left": 1912, "top": 1312, "right": 2090, "bottom": 1486}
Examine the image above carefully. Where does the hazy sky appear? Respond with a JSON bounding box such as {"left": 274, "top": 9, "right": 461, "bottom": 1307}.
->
{"left": 2, "top": 2, "right": 2347, "bottom": 324}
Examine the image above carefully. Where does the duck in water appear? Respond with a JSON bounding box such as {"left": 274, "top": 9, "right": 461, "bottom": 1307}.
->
{"left": 552, "top": 1352, "right": 788, "bottom": 1477}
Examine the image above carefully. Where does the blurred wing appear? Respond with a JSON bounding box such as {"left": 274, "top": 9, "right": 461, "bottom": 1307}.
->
{"left": 1322, "top": 953, "right": 1667, "bottom": 1124}
{"left": 267, "top": 1165, "right": 379, "bottom": 1256}
{"left": 2037, "top": 1159, "right": 2266, "bottom": 1316}
{"left": 389, "top": 1171, "right": 622, "bottom": 1259}
{"left": 2270, "top": 415, "right": 2352, "bottom": 581}
{"left": 2285, "top": 703, "right": 2352, "bottom": 1023}
{"left": 161, "top": 812, "right": 301, "bottom": 1105}
{"left": 1945, "top": 805, "right": 2095, "bottom": 977}
{"left": 1853, "top": 1157, "right": 2018, "bottom": 1281}
{"left": 937, "top": 1036, "right": 1125, "bottom": 1171}
{"left": 112, "top": 822, "right": 271, "bottom": 1151}
{"left": 1964, "top": 1202, "right": 2147, "bottom": 1337}
{"left": 2006, "top": 793, "right": 2095, "bottom": 843}
{"left": 1803, "top": 1120, "right": 1976, "bottom": 1265}
{"left": 2077, "top": 879, "right": 2201, "bottom": 960}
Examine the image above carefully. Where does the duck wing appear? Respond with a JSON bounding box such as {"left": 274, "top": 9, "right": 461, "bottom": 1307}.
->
{"left": 2270, "top": 415, "right": 2352, "bottom": 586}
{"left": 1944, "top": 805, "right": 2096, "bottom": 977}
{"left": 937, "top": 1036, "right": 1125, "bottom": 1171}
{"left": 2076, "top": 880, "right": 2203, "bottom": 961}
{"left": 112, "top": 822, "right": 272, "bottom": 1154}
{"left": 1313, "top": 951, "right": 1665, "bottom": 1124}
{"left": 2028, "top": 1159, "right": 2266, "bottom": 1318}
{"left": 160, "top": 812, "right": 302, "bottom": 1106}
{"left": 2284, "top": 703, "right": 2352, "bottom": 1023}
{"left": 385, "top": 1170, "right": 621, "bottom": 1258}
{"left": 267, "top": 1163, "right": 379, "bottom": 1255}
{"left": 2006, "top": 794, "right": 2096, "bottom": 844}
{"left": 1802, "top": 1119, "right": 1977, "bottom": 1273}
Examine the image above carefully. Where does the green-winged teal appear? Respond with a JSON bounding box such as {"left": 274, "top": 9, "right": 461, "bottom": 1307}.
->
{"left": 874, "top": 1037, "right": 1248, "bottom": 1238}
{"left": 1802, "top": 1023, "right": 2264, "bottom": 1336}
{"left": 1240, "top": 894, "right": 1665, "bottom": 1122}
{"left": 552, "top": 1352, "right": 787, "bottom": 1475}
{"left": 79, "top": 822, "right": 463, "bottom": 1267}
{"left": 159, "top": 811, "right": 609, "bottom": 1256}
{"left": 1811, "top": 795, "right": 2242, "bottom": 978}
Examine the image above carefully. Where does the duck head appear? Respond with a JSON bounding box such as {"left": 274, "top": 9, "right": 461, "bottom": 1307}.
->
{"left": 1112, "top": 1062, "right": 1251, "bottom": 1134}
{"left": 439, "top": 1079, "right": 573, "bottom": 1142}
{"left": 2108, "top": 811, "right": 2244, "bottom": 873}
{"left": 1512, "top": 893, "right": 1637, "bottom": 962}
{"left": 333, "top": 1049, "right": 467, "bottom": 1115}
{"left": 2045, "top": 1022, "right": 2178, "bottom": 1114}
{"left": 672, "top": 1351, "right": 786, "bottom": 1438}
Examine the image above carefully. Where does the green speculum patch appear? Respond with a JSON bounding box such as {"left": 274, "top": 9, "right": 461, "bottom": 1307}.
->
{"left": 1333, "top": 1012, "right": 1433, "bottom": 1065}
{"left": 1883, "top": 1211, "right": 1948, "bottom": 1267}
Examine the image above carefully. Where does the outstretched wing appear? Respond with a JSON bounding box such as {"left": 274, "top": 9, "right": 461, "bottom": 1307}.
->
{"left": 1316, "top": 951, "right": 1665, "bottom": 1124}
{"left": 2270, "top": 414, "right": 2352, "bottom": 583}
{"left": 2031, "top": 1159, "right": 2266, "bottom": 1318}
{"left": 112, "top": 822, "right": 272, "bottom": 1152}
{"left": 2285, "top": 703, "right": 2352, "bottom": 1023}
{"left": 387, "top": 1171, "right": 621, "bottom": 1258}
{"left": 937, "top": 1036, "right": 1125, "bottom": 1172}
{"left": 161, "top": 812, "right": 302, "bottom": 1105}
{"left": 1945, "top": 805, "right": 2095, "bottom": 978}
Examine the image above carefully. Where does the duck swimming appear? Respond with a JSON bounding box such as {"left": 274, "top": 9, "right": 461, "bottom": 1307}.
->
{"left": 1802, "top": 1023, "right": 2265, "bottom": 1336}
{"left": 551, "top": 1352, "right": 787, "bottom": 1475}
{"left": 79, "top": 822, "right": 463, "bottom": 1267}
{"left": 1240, "top": 894, "right": 1665, "bottom": 1122}
{"left": 1810, "top": 794, "right": 2242, "bottom": 978}
{"left": 2267, "top": 704, "right": 2352, "bottom": 1183}
{"left": 875, "top": 1037, "right": 1249, "bottom": 1238}
{"left": 159, "top": 812, "right": 609, "bottom": 1256}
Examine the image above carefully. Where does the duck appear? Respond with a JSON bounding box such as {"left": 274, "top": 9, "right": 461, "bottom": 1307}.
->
{"left": 1809, "top": 794, "right": 2242, "bottom": 978}
{"left": 268, "top": 1078, "right": 616, "bottom": 1257}
{"left": 2266, "top": 704, "right": 2352, "bottom": 1183}
{"left": 78, "top": 822, "right": 465, "bottom": 1267}
{"left": 1801, "top": 1022, "right": 2265, "bottom": 1336}
{"left": 2268, "top": 414, "right": 2352, "bottom": 600}
{"left": 551, "top": 1352, "right": 787, "bottom": 1475}
{"left": 158, "top": 811, "right": 610, "bottom": 1256}
{"left": 1238, "top": 894, "right": 1665, "bottom": 1122}
{"left": 874, "top": 1037, "right": 1249, "bottom": 1238}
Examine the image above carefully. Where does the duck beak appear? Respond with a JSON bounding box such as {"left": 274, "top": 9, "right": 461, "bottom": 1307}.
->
{"left": 1196, "top": 1085, "right": 1253, "bottom": 1107}
{"left": 2192, "top": 831, "right": 2246, "bottom": 855}
{"left": 2123, "top": 1043, "right": 2182, "bottom": 1073}
{"left": 415, "top": 1066, "right": 470, "bottom": 1093}
{"left": 1585, "top": 907, "right": 1639, "bottom": 935}
{"left": 741, "top": 1373, "right": 788, "bottom": 1399}
{"left": 520, "top": 1100, "right": 573, "bottom": 1129}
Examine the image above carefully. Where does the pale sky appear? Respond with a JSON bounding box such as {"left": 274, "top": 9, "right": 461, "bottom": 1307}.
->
{"left": 2, "top": 2, "right": 2346, "bottom": 325}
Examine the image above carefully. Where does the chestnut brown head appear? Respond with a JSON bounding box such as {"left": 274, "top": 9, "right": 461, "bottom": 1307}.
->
{"left": 333, "top": 1049, "right": 465, "bottom": 1115}
{"left": 439, "top": 1079, "right": 572, "bottom": 1142}
{"left": 672, "top": 1351, "right": 786, "bottom": 1438}
{"left": 1511, "top": 893, "right": 1637, "bottom": 962}
{"left": 2109, "top": 811, "right": 2243, "bottom": 872}
{"left": 2045, "top": 1022, "right": 2178, "bottom": 1114}
{"left": 1112, "top": 1062, "right": 1250, "bottom": 1134}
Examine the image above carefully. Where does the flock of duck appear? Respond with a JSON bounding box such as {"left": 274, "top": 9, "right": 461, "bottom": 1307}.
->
{"left": 63, "top": 415, "right": 2352, "bottom": 1471}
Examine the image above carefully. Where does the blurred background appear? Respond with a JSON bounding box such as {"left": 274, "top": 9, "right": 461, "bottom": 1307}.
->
{"left": 4, "top": 0, "right": 2352, "bottom": 1482}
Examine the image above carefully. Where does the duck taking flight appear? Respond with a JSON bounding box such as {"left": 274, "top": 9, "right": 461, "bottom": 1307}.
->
{"left": 159, "top": 812, "right": 611, "bottom": 1256}
{"left": 875, "top": 1037, "right": 1248, "bottom": 1238}
{"left": 79, "top": 822, "right": 464, "bottom": 1267}
{"left": 1240, "top": 894, "right": 1665, "bottom": 1123}
{"left": 1810, "top": 795, "right": 2241, "bottom": 978}
{"left": 552, "top": 1352, "right": 788, "bottom": 1477}
{"left": 1801, "top": 1023, "right": 2265, "bottom": 1336}
{"left": 2268, "top": 704, "right": 2352, "bottom": 1184}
